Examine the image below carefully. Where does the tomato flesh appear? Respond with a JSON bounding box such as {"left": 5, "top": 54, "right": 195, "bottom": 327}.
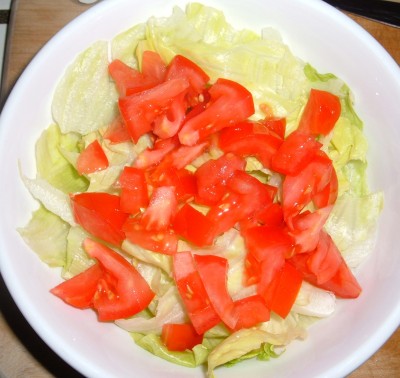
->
{"left": 161, "top": 323, "right": 203, "bottom": 351}
{"left": 76, "top": 140, "right": 109, "bottom": 175}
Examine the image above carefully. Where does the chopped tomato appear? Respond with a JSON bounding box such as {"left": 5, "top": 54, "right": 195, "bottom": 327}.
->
{"left": 298, "top": 88, "right": 341, "bottom": 136}
{"left": 193, "top": 254, "right": 238, "bottom": 330}
{"left": 103, "top": 117, "right": 131, "bottom": 144}
{"left": 76, "top": 140, "right": 109, "bottom": 175}
{"left": 71, "top": 192, "right": 128, "bottom": 246}
{"left": 50, "top": 263, "right": 104, "bottom": 309}
{"left": 134, "top": 135, "right": 180, "bottom": 169}
{"left": 313, "top": 167, "right": 339, "bottom": 209}
{"left": 218, "top": 120, "right": 283, "bottom": 169}
{"left": 140, "top": 50, "right": 167, "bottom": 86}
{"left": 195, "top": 153, "right": 245, "bottom": 205}
{"left": 83, "top": 238, "right": 155, "bottom": 321}
{"left": 123, "top": 217, "right": 178, "bottom": 255}
{"left": 261, "top": 116, "right": 286, "bottom": 139}
{"left": 172, "top": 252, "right": 221, "bottom": 334}
{"left": 271, "top": 130, "right": 322, "bottom": 175}
{"left": 172, "top": 203, "right": 215, "bottom": 247}
{"left": 141, "top": 186, "right": 177, "bottom": 231}
{"left": 166, "top": 54, "right": 210, "bottom": 106}
{"left": 178, "top": 78, "right": 255, "bottom": 146}
{"left": 161, "top": 323, "right": 203, "bottom": 351}
{"left": 119, "top": 166, "right": 149, "bottom": 215}
{"left": 261, "top": 262, "right": 302, "bottom": 318}
{"left": 231, "top": 295, "right": 270, "bottom": 331}
{"left": 119, "top": 78, "right": 189, "bottom": 142}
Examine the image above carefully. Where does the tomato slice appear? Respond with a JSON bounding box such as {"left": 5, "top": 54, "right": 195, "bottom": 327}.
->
{"left": 50, "top": 263, "right": 104, "bottom": 309}
{"left": 83, "top": 238, "right": 155, "bottom": 321}
{"left": 140, "top": 50, "right": 167, "bottom": 86}
{"left": 195, "top": 153, "right": 245, "bottom": 205}
{"left": 172, "top": 203, "right": 215, "bottom": 247}
{"left": 271, "top": 130, "right": 322, "bottom": 175}
{"left": 161, "top": 323, "right": 203, "bottom": 351}
{"left": 76, "top": 140, "right": 109, "bottom": 175}
{"left": 261, "top": 262, "right": 302, "bottom": 318}
{"left": 119, "top": 78, "right": 189, "bottom": 142}
{"left": 172, "top": 252, "right": 221, "bottom": 334}
{"left": 166, "top": 54, "right": 210, "bottom": 106}
{"left": 193, "top": 254, "right": 238, "bottom": 330}
{"left": 123, "top": 218, "right": 178, "bottom": 255}
{"left": 71, "top": 192, "right": 129, "bottom": 246}
{"left": 261, "top": 116, "right": 286, "bottom": 139}
{"left": 119, "top": 166, "right": 149, "bottom": 215}
{"left": 141, "top": 186, "right": 178, "bottom": 231}
{"left": 103, "top": 116, "right": 131, "bottom": 144}
{"left": 297, "top": 88, "right": 341, "bottom": 136}
{"left": 231, "top": 295, "right": 270, "bottom": 331}
{"left": 178, "top": 78, "right": 255, "bottom": 146}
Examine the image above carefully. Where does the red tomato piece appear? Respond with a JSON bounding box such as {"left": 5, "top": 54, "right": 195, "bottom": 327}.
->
{"left": 108, "top": 59, "right": 152, "bottom": 96}
{"left": 141, "top": 186, "right": 178, "bottom": 231}
{"left": 123, "top": 218, "right": 178, "bottom": 255}
{"left": 239, "top": 202, "right": 283, "bottom": 232}
{"left": 193, "top": 254, "right": 238, "bottom": 330}
{"left": 261, "top": 262, "right": 302, "bottom": 318}
{"left": 119, "top": 167, "right": 149, "bottom": 215}
{"left": 271, "top": 130, "right": 322, "bottom": 175}
{"left": 231, "top": 295, "right": 270, "bottom": 331}
{"left": 243, "top": 251, "right": 262, "bottom": 286}
{"left": 261, "top": 117, "right": 287, "bottom": 139}
{"left": 172, "top": 252, "right": 221, "bottom": 334}
{"left": 103, "top": 117, "right": 131, "bottom": 144}
{"left": 161, "top": 323, "right": 203, "bottom": 351}
{"left": 50, "top": 263, "right": 104, "bottom": 309}
{"left": 140, "top": 50, "right": 167, "bottom": 85}
{"left": 282, "top": 150, "right": 334, "bottom": 226}
{"left": 83, "top": 238, "right": 155, "bottom": 321}
{"left": 134, "top": 135, "right": 180, "bottom": 169}
{"left": 76, "top": 140, "right": 109, "bottom": 175}
{"left": 119, "top": 78, "right": 189, "bottom": 142}
{"left": 71, "top": 192, "right": 128, "bottom": 246}
{"left": 195, "top": 153, "right": 245, "bottom": 205}
{"left": 172, "top": 203, "right": 215, "bottom": 247}
{"left": 313, "top": 167, "right": 339, "bottom": 209}
{"left": 178, "top": 78, "right": 255, "bottom": 146}
{"left": 166, "top": 54, "right": 210, "bottom": 106}
{"left": 297, "top": 88, "right": 341, "bottom": 136}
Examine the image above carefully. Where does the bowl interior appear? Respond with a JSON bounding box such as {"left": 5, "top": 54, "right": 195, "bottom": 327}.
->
{"left": 1, "top": 0, "right": 399, "bottom": 377}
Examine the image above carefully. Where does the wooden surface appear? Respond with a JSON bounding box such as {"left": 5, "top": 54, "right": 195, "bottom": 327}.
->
{"left": 0, "top": 1, "right": 399, "bottom": 377}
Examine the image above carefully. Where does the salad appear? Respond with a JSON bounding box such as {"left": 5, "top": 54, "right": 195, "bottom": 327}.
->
{"left": 19, "top": 3, "right": 383, "bottom": 377}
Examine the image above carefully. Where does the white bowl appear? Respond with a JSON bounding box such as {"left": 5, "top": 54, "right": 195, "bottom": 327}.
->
{"left": 1, "top": 0, "right": 399, "bottom": 377}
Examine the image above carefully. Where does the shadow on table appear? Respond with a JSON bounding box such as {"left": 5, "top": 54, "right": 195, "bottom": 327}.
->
{"left": 0, "top": 274, "right": 84, "bottom": 378}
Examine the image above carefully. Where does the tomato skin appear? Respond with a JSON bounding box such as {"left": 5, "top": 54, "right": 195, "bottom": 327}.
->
{"left": 140, "top": 50, "right": 167, "bottom": 85}
{"left": 172, "top": 252, "right": 221, "bottom": 334}
{"left": 83, "top": 238, "right": 155, "bottom": 321}
{"left": 261, "top": 262, "right": 302, "bottom": 318}
{"left": 193, "top": 254, "right": 238, "bottom": 330}
{"left": 271, "top": 130, "right": 322, "bottom": 175}
{"left": 71, "top": 192, "right": 129, "bottom": 246}
{"left": 161, "top": 323, "right": 203, "bottom": 351}
{"left": 50, "top": 263, "right": 104, "bottom": 309}
{"left": 103, "top": 117, "right": 131, "bottom": 144}
{"left": 178, "top": 78, "right": 255, "bottom": 146}
{"left": 76, "top": 140, "right": 109, "bottom": 175}
{"left": 195, "top": 153, "right": 245, "bottom": 205}
{"left": 119, "top": 166, "right": 149, "bottom": 215}
{"left": 261, "top": 117, "right": 286, "bottom": 139}
{"left": 123, "top": 218, "right": 178, "bottom": 255}
{"left": 231, "top": 295, "right": 270, "bottom": 331}
{"left": 119, "top": 78, "right": 189, "bottom": 142}
{"left": 298, "top": 88, "right": 341, "bottom": 136}
{"left": 172, "top": 203, "right": 215, "bottom": 247}
{"left": 141, "top": 186, "right": 177, "bottom": 231}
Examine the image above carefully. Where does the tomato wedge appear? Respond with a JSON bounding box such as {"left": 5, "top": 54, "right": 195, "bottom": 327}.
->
{"left": 193, "top": 254, "right": 238, "bottom": 330}
{"left": 178, "top": 78, "right": 255, "bottom": 146}
{"left": 298, "top": 88, "right": 341, "bottom": 136}
{"left": 231, "top": 295, "right": 270, "bottom": 331}
{"left": 172, "top": 252, "right": 221, "bottom": 334}
{"left": 84, "top": 238, "right": 155, "bottom": 321}
{"left": 76, "top": 140, "right": 109, "bottom": 175}
{"left": 161, "top": 323, "right": 203, "bottom": 351}
{"left": 50, "top": 263, "right": 104, "bottom": 309}
{"left": 119, "top": 166, "right": 149, "bottom": 215}
{"left": 71, "top": 192, "right": 129, "bottom": 246}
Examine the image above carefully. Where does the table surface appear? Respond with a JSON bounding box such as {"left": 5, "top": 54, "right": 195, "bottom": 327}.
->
{"left": 0, "top": 0, "right": 399, "bottom": 377}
